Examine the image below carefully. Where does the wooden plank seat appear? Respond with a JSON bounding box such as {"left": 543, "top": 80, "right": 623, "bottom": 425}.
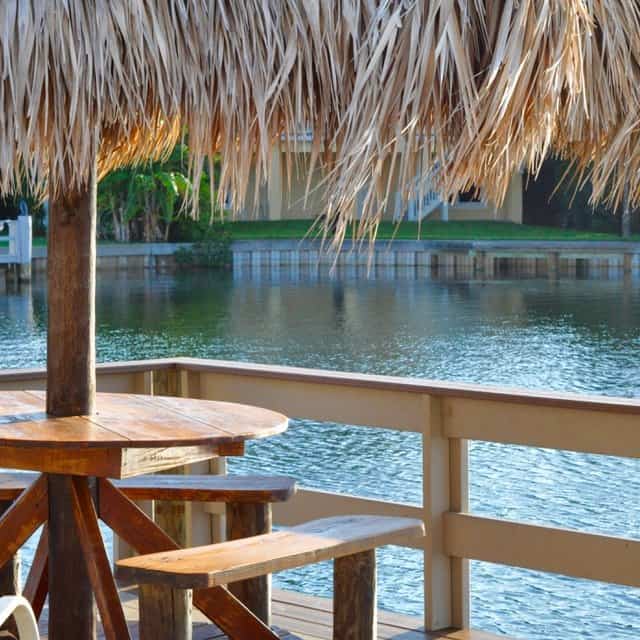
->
{"left": 0, "top": 471, "right": 296, "bottom": 626}
{"left": 116, "top": 515, "right": 425, "bottom": 640}
{"left": 0, "top": 472, "right": 296, "bottom": 504}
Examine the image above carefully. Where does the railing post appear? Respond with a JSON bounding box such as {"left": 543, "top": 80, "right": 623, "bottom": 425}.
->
{"left": 179, "top": 368, "right": 225, "bottom": 546}
{"left": 449, "top": 438, "right": 470, "bottom": 628}
{"left": 423, "top": 395, "right": 469, "bottom": 630}
{"left": 115, "top": 369, "right": 155, "bottom": 561}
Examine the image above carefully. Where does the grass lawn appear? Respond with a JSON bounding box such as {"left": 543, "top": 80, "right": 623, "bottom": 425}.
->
{"left": 0, "top": 236, "right": 44, "bottom": 247}
{"left": 225, "top": 219, "right": 639, "bottom": 242}
{"left": 1, "top": 220, "right": 637, "bottom": 246}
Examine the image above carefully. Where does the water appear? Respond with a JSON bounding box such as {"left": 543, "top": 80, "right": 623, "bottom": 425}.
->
{"left": 1, "top": 267, "right": 639, "bottom": 639}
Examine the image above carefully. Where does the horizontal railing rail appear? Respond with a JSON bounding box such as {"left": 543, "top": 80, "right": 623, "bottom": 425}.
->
{"left": 1, "top": 357, "right": 638, "bottom": 634}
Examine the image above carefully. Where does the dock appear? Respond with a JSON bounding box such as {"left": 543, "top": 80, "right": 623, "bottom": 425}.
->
{"left": 37, "top": 588, "right": 501, "bottom": 640}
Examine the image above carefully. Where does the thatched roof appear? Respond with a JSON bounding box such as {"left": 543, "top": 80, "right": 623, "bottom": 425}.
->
{"left": 1, "top": 1, "right": 639, "bottom": 240}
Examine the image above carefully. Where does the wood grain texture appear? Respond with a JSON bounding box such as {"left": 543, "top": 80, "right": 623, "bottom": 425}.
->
{"left": 119, "top": 446, "right": 223, "bottom": 478}
{"left": 0, "top": 391, "right": 287, "bottom": 449}
{"left": 47, "top": 475, "right": 96, "bottom": 640}
{"left": 118, "top": 475, "right": 296, "bottom": 503}
{"left": 334, "top": 550, "right": 376, "bottom": 640}
{"left": 99, "top": 480, "right": 280, "bottom": 640}
{"left": 35, "top": 585, "right": 512, "bottom": 640}
{"left": 46, "top": 173, "right": 97, "bottom": 417}
{"left": 227, "top": 502, "right": 272, "bottom": 625}
{"left": 0, "top": 474, "right": 47, "bottom": 570}
{"left": 0, "top": 445, "right": 123, "bottom": 477}
{"left": 70, "top": 477, "right": 131, "bottom": 640}
{"left": 139, "top": 584, "right": 192, "bottom": 640}
{"left": 116, "top": 515, "right": 424, "bottom": 590}
{"left": 23, "top": 524, "right": 48, "bottom": 619}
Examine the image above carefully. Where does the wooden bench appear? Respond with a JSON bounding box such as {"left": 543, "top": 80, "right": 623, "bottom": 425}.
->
{"left": 116, "top": 515, "right": 425, "bottom": 640}
{"left": 0, "top": 471, "right": 296, "bottom": 624}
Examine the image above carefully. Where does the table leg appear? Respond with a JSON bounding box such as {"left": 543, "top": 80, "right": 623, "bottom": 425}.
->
{"left": 48, "top": 474, "right": 96, "bottom": 640}
{"left": 70, "top": 477, "right": 131, "bottom": 640}
{"left": 0, "top": 474, "right": 47, "bottom": 570}
{"left": 98, "top": 479, "right": 280, "bottom": 640}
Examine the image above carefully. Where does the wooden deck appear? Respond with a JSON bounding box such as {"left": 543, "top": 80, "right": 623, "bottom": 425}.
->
{"left": 36, "top": 587, "right": 509, "bottom": 640}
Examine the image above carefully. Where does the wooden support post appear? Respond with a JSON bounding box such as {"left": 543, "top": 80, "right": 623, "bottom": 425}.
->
{"left": 44, "top": 150, "right": 99, "bottom": 640}
{"left": 70, "top": 477, "right": 131, "bottom": 640}
{"left": 0, "top": 500, "right": 20, "bottom": 637}
{"left": 227, "top": 503, "right": 271, "bottom": 625}
{"left": 46, "top": 167, "right": 97, "bottom": 416}
{"left": 48, "top": 475, "right": 96, "bottom": 640}
{"left": 333, "top": 550, "right": 376, "bottom": 640}
{"left": 139, "top": 584, "right": 192, "bottom": 640}
{"left": 423, "top": 396, "right": 469, "bottom": 631}
{"left": 624, "top": 253, "right": 633, "bottom": 274}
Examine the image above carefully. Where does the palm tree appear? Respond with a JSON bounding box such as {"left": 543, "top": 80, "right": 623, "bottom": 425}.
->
{"left": 126, "top": 168, "right": 190, "bottom": 242}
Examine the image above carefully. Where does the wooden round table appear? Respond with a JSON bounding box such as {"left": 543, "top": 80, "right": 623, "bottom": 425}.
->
{"left": 0, "top": 390, "right": 288, "bottom": 640}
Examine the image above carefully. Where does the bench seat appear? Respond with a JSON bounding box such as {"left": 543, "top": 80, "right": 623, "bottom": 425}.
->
{"left": 117, "top": 515, "right": 424, "bottom": 589}
{"left": 0, "top": 472, "right": 295, "bottom": 503}
{"left": 117, "top": 515, "right": 424, "bottom": 640}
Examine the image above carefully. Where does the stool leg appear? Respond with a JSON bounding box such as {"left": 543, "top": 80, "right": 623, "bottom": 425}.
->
{"left": 139, "top": 584, "right": 192, "bottom": 640}
{"left": 333, "top": 550, "right": 376, "bottom": 640}
{"left": 226, "top": 502, "right": 271, "bottom": 625}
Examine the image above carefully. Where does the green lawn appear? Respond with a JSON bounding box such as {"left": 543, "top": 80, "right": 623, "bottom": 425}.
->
{"left": 1, "top": 220, "right": 637, "bottom": 246}
{"left": 0, "top": 236, "right": 46, "bottom": 246}
{"left": 224, "top": 219, "right": 638, "bottom": 242}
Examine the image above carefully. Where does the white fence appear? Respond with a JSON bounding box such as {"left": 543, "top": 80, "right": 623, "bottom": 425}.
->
{"left": 0, "top": 216, "right": 32, "bottom": 269}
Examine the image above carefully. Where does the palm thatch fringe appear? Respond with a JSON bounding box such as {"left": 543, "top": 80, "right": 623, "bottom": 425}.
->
{"left": 0, "top": 1, "right": 639, "bottom": 244}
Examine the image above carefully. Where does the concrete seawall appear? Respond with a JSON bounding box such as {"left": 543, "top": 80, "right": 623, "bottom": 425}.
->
{"left": 12, "top": 238, "right": 640, "bottom": 277}
{"left": 230, "top": 239, "right": 640, "bottom": 277}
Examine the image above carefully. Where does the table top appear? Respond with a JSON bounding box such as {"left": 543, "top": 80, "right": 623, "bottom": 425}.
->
{"left": 0, "top": 391, "right": 288, "bottom": 449}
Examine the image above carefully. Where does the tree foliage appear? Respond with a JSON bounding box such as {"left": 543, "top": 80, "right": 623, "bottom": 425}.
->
{"left": 97, "top": 144, "right": 219, "bottom": 242}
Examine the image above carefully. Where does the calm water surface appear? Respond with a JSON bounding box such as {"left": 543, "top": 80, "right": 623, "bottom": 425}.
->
{"left": 1, "top": 266, "right": 639, "bottom": 640}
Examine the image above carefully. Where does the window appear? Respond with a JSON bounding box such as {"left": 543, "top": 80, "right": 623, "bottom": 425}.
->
{"left": 457, "top": 187, "right": 484, "bottom": 204}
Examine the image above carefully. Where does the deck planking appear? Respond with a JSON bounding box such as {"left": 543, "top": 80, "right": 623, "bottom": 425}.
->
{"left": 35, "top": 587, "right": 512, "bottom": 640}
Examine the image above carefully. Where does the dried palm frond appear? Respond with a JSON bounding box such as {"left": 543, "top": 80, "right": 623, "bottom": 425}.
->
{"left": 0, "top": 1, "right": 638, "bottom": 246}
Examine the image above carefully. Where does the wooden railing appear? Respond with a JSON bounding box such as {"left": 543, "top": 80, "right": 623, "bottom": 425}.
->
{"left": 1, "top": 357, "right": 639, "bottom": 634}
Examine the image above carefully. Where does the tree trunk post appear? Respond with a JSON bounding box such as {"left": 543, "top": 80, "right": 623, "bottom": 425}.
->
{"left": 46, "top": 165, "right": 98, "bottom": 638}
{"left": 46, "top": 167, "right": 97, "bottom": 417}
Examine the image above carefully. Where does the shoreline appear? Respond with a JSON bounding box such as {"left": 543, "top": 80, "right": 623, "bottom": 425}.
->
{"left": 1, "top": 238, "right": 640, "bottom": 278}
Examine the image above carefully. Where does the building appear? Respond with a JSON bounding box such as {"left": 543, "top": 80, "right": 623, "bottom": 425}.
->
{"left": 242, "top": 139, "right": 524, "bottom": 224}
